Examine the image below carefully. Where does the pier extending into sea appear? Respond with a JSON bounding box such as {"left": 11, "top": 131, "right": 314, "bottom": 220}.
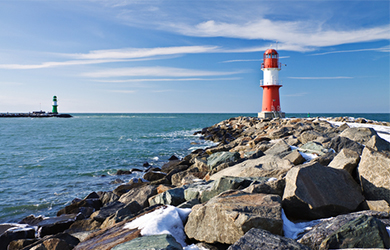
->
{"left": 0, "top": 111, "right": 72, "bottom": 118}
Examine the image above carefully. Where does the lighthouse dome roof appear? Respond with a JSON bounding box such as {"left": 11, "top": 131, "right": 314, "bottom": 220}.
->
{"left": 264, "top": 49, "right": 278, "bottom": 55}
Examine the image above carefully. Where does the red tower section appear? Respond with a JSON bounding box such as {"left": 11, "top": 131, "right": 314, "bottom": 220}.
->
{"left": 259, "top": 49, "right": 285, "bottom": 118}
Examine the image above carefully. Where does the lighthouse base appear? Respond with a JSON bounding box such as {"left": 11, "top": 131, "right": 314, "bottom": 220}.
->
{"left": 258, "top": 111, "right": 285, "bottom": 119}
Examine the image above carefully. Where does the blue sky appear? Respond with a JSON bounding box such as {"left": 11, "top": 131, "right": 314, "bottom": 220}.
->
{"left": 0, "top": 0, "right": 389, "bottom": 113}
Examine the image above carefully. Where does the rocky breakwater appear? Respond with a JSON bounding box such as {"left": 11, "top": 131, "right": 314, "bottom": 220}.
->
{"left": 1, "top": 116, "right": 390, "bottom": 250}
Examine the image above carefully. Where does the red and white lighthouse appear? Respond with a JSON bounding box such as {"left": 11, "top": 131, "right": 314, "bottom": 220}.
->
{"left": 258, "top": 49, "right": 285, "bottom": 118}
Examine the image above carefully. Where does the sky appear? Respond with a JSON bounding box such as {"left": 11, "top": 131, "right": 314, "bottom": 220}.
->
{"left": 0, "top": 0, "right": 389, "bottom": 113}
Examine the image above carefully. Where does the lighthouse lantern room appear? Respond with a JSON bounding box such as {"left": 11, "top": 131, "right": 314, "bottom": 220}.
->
{"left": 258, "top": 49, "right": 285, "bottom": 119}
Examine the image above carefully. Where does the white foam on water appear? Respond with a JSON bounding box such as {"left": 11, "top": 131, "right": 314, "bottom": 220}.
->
{"left": 124, "top": 205, "right": 191, "bottom": 247}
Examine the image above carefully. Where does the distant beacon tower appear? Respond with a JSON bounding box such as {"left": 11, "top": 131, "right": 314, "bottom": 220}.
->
{"left": 258, "top": 49, "right": 285, "bottom": 119}
{"left": 52, "top": 96, "right": 58, "bottom": 114}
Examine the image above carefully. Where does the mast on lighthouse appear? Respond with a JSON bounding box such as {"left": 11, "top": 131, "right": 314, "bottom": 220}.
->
{"left": 52, "top": 96, "right": 58, "bottom": 114}
{"left": 258, "top": 49, "right": 285, "bottom": 119}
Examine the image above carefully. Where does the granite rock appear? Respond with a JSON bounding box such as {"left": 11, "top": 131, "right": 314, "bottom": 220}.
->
{"left": 185, "top": 192, "right": 283, "bottom": 244}
{"left": 282, "top": 162, "right": 364, "bottom": 220}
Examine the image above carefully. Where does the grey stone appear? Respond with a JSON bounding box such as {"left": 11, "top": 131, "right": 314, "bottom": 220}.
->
{"left": 358, "top": 147, "right": 390, "bottom": 203}
{"left": 242, "top": 178, "right": 285, "bottom": 197}
{"left": 38, "top": 214, "right": 83, "bottom": 238}
{"left": 210, "top": 154, "right": 293, "bottom": 181}
{"left": 269, "top": 126, "right": 293, "bottom": 139}
{"left": 340, "top": 127, "right": 378, "bottom": 144}
{"left": 185, "top": 192, "right": 283, "bottom": 244}
{"left": 298, "top": 130, "right": 323, "bottom": 144}
{"left": 243, "top": 148, "right": 265, "bottom": 160}
{"left": 143, "top": 171, "right": 167, "bottom": 182}
{"left": 329, "top": 148, "right": 360, "bottom": 174}
{"left": 118, "top": 185, "right": 158, "bottom": 208}
{"left": 207, "top": 152, "right": 240, "bottom": 170}
{"left": 282, "top": 162, "right": 365, "bottom": 220}
{"left": 21, "top": 232, "right": 80, "bottom": 250}
{"left": 283, "top": 150, "right": 306, "bottom": 165}
{"left": 183, "top": 181, "right": 214, "bottom": 201}
{"left": 111, "top": 234, "right": 183, "bottom": 250}
{"left": 320, "top": 215, "right": 390, "bottom": 249}
{"left": 7, "top": 239, "right": 37, "bottom": 250}
{"left": 92, "top": 201, "right": 125, "bottom": 223}
{"left": 298, "top": 141, "right": 332, "bottom": 156}
{"left": 326, "top": 136, "right": 364, "bottom": 154}
{"left": 200, "top": 176, "right": 267, "bottom": 203}
{"left": 366, "top": 135, "right": 390, "bottom": 152}
{"left": 298, "top": 210, "right": 390, "bottom": 250}
{"left": 264, "top": 140, "right": 291, "bottom": 157}
{"left": 228, "top": 228, "right": 311, "bottom": 250}
{"left": 176, "top": 198, "right": 200, "bottom": 209}
{"left": 98, "top": 191, "right": 119, "bottom": 206}
{"left": 148, "top": 187, "right": 185, "bottom": 206}
{"left": 309, "top": 151, "right": 336, "bottom": 167}
{"left": 65, "top": 218, "right": 102, "bottom": 234}
{"left": 114, "top": 201, "right": 143, "bottom": 222}
{"left": 0, "top": 225, "right": 35, "bottom": 250}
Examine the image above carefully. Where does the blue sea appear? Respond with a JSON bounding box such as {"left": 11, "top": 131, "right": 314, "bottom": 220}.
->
{"left": 0, "top": 113, "right": 389, "bottom": 223}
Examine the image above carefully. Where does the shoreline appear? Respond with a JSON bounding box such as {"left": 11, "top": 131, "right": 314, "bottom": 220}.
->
{"left": 1, "top": 116, "right": 390, "bottom": 250}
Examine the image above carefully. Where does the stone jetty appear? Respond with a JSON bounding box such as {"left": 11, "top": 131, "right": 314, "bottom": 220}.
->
{"left": 1, "top": 116, "right": 390, "bottom": 250}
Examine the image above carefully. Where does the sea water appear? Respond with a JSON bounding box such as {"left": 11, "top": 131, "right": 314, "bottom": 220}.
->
{"left": 0, "top": 113, "right": 389, "bottom": 223}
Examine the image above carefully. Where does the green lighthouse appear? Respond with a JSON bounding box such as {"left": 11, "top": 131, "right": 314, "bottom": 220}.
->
{"left": 52, "top": 96, "right": 58, "bottom": 114}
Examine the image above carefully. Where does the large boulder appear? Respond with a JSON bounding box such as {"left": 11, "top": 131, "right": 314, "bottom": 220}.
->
{"left": 91, "top": 201, "right": 126, "bottom": 223}
{"left": 298, "top": 210, "right": 390, "bottom": 249}
{"left": 326, "top": 136, "right": 364, "bottom": 154}
{"left": 319, "top": 215, "right": 390, "bottom": 249}
{"left": 264, "top": 140, "right": 291, "bottom": 157}
{"left": 283, "top": 150, "right": 306, "bottom": 165}
{"left": 73, "top": 206, "right": 165, "bottom": 250}
{"left": 269, "top": 126, "right": 293, "bottom": 139}
{"left": 282, "top": 162, "right": 365, "bottom": 220}
{"left": 37, "top": 214, "right": 83, "bottom": 238}
{"left": 339, "top": 127, "right": 377, "bottom": 144}
{"left": 298, "top": 141, "right": 332, "bottom": 156}
{"left": 183, "top": 181, "right": 215, "bottom": 201}
{"left": 227, "top": 228, "right": 310, "bottom": 250}
{"left": 18, "top": 233, "right": 80, "bottom": 250}
{"left": 366, "top": 135, "right": 390, "bottom": 153}
{"left": 328, "top": 148, "right": 360, "bottom": 174}
{"left": 148, "top": 187, "right": 185, "bottom": 206}
{"left": 298, "top": 130, "right": 324, "bottom": 144}
{"left": 111, "top": 234, "right": 182, "bottom": 250}
{"left": 207, "top": 152, "right": 240, "bottom": 170}
{"left": 57, "top": 192, "right": 102, "bottom": 218}
{"left": 209, "top": 154, "right": 293, "bottom": 181}
{"left": 184, "top": 192, "right": 283, "bottom": 244}
{"left": 358, "top": 147, "right": 390, "bottom": 203}
{"left": 200, "top": 176, "right": 268, "bottom": 203}
{"left": 118, "top": 185, "right": 158, "bottom": 208}
{"left": 0, "top": 225, "right": 35, "bottom": 250}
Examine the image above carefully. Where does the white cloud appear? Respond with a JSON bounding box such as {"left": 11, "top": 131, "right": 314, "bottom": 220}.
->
{"left": 69, "top": 45, "right": 219, "bottom": 60}
{"left": 288, "top": 76, "right": 353, "bottom": 80}
{"left": 0, "top": 59, "right": 132, "bottom": 69}
{"left": 170, "top": 19, "right": 390, "bottom": 50}
{"left": 310, "top": 46, "right": 390, "bottom": 56}
{"left": 82, "top": 66, "right": 245, "bottom": 78}
{"left": 92, "top": 77, "right": 241, "bottom": 82}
